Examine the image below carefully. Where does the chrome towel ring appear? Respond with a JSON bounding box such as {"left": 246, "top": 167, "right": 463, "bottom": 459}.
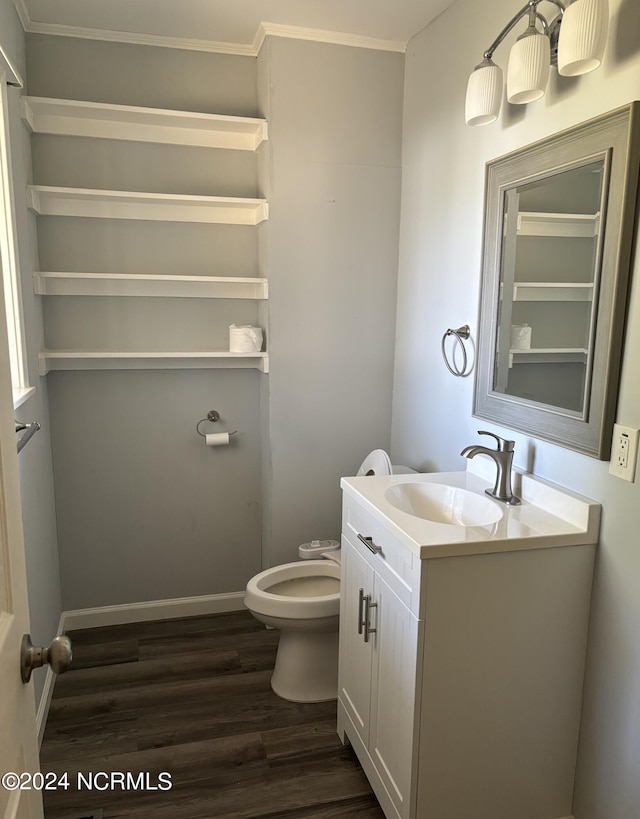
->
{"left": 441, "top": 325, "right": 473, "bottom": 377}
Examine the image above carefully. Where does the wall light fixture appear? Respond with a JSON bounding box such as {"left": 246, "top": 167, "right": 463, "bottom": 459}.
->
{"left": 465, "top": 0, "right": 609, "bottom": 126}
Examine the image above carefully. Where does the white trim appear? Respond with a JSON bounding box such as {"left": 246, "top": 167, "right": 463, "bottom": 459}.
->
{"left": 19, "top": 16, "right": 406, "bottom": 57}
{"left": 0, "top": 44, "right": 23, "bottom": 87}
{"left": 256, "top": 22, "right": 406, "bottom": 54}
{"left": 11, "top": 0, "right": 30, "bottom": 32}
{"left": 12, "top": 385, "right": 35, "bottom": 409}
{"left": 0, "top": 76, "right": 29, "bottom": 396}
{"left": 34, "top": 272, "right": 269, "bottom": 300}
{"left": 27, "top": 186, "right": 269, "bottom": 225}
{"left": 36, "top": 667, "right": 54, "bottom": 746}
{"left": 38, "top": 350, "right": 270, "bottom": 375}
{"left": 36, "top": 612, "right": 65, "bottom": 747}
{"left": 21, "top": 97, "right": 268, "bottom": 151}
{"left": 62, "top": 591, "right": 246, "bottom": 631}
{"left": 24, "top": 20, "right": 257, "bottom": 57}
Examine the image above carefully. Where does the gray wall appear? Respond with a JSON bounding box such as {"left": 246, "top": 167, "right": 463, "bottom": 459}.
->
{"left": 394, "top": 1, "right": 640, "bottom": 816}
{"left": 26, "top": 33, "right": 404, "bottom": 602}
{"left": 1, "top": 0, "right": 61, "bottom": 708}
{"left": 258, "top": 38, "right": 403, "bottom": 566}
{"left": 26, "top": 35, "right": 264, "bottom": 609}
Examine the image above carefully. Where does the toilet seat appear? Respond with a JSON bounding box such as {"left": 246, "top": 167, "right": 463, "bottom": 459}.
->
{"left": 245, "top": 560, "right": 340, "bottom": 620}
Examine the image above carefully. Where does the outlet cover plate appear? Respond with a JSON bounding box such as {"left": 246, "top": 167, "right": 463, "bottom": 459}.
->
{"left": 609, "top": 423, "right": 639, "bottom": 482}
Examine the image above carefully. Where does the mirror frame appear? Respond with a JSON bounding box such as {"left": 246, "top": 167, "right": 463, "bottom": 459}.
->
{"left": 474, "top": 104, "right": 640, "bottom": 459}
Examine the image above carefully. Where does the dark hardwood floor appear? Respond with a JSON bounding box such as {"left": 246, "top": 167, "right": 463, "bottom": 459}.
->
{"left": 40, "top": 610, "right": 384, "bottom": 819}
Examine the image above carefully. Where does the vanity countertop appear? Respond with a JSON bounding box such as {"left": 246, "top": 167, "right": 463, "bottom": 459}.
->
{"left": 340, "top": 463, "right": 601, "bottom": 559}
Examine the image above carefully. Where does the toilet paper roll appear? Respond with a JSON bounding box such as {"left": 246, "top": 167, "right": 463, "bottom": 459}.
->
{"left": 510, "top": 324, "right": 532, "bottom": 350}
{"left": 229, "top": 325, "right": 263, "bottom": 353}
{"left": 205, "top": 432, "right": 230, "bottom": 447}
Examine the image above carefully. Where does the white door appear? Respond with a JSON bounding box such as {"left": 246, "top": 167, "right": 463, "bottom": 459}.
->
{"left": 0, "top": 275, "right": 43, "bottom": 819}
{"left": 369, "top": 574, "right": 420, "bottom": 819}
{"left": 338, "top": 536, "right": 375, "bottom": 744}
{"left": 0, "top": 63, "right": 44, "bottom": 819}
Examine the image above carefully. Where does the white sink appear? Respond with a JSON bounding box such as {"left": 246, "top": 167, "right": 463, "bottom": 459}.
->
{"left": 384, "top": 482, "right": 503, "bottom": 527}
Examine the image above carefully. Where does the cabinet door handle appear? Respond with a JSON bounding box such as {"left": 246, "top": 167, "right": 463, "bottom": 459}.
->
{"left": 357, "top": 534, "right": 382, "bottom": 555}
{"left": 358, "top": 588, "right": 366, "bottom": 635}
{"left": 364, "top": 596, "right": 377, "bottom": 643}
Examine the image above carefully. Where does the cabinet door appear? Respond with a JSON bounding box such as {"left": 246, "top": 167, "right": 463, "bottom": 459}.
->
{"left": 369, "top": 573, "right": 420, "bottom": 818}
{"left": 339, "top": 537, "right": 375, "bottom": 745}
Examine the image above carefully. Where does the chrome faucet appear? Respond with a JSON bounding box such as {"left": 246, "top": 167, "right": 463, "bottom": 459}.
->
{"left": 460, "top": 431, "right": 521, "bottom": 505}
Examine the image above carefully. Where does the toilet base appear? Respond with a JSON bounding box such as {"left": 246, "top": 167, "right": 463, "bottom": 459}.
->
{"left": 270, "top": 628, "right": 338, "bottom": 703}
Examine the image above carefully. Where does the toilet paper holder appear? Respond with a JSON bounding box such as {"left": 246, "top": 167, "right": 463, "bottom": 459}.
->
{"left": 196, "top": 410, "right": 238, "bottom": 438}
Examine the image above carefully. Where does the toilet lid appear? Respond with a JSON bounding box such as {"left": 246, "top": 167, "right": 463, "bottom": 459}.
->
{"left": 357, "top": 449, "right": 392, "bottom": 477}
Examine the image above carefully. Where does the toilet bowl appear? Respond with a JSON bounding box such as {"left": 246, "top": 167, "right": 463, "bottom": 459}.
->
{"left": 244, "top": 559, "right": 341, "bottom": 702}
{"left": 244, "top": 449, "right": 415, "bottom": 703}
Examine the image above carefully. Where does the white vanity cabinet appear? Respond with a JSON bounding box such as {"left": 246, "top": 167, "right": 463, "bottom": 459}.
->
{"left": 339, "top": 533, "right": 420, "bottom": 814}
{"left": 337, "top": 470, "right": 600, "bottom": 819}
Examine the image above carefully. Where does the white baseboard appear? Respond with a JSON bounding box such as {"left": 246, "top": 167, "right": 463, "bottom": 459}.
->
{"left": 36, "top": 591, "right": 246, "bottom": 743}
{"left": 36, "top": 612, "right": 65, "bottom": 747}
{"left": 62, "top": 591, "right": 246, "bottom": 631}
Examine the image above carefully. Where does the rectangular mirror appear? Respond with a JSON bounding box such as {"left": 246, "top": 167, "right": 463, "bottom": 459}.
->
{"left": 474, "top": 104, "right": 640, "bottom": 459}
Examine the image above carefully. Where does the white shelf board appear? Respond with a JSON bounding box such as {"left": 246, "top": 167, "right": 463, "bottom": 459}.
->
{"left": 21, "top": 96, "right": 268, "bottom": 151}
{"left": 513, "top": 282, "right": 594, "bottom": 302}
{"left": 27, "top": 186, "right": 269, "bottom": 225}
{"left": 34, "top": 272, "right": 268, "bottom": 299}
{"left": 39, "top": 350, "right": 269, "bottom": 376}
{"left": 510, "top": 348, "right": 588, "bottom": 365}
{"left": 517, "top": 211, "right": 600, "bottom": 238}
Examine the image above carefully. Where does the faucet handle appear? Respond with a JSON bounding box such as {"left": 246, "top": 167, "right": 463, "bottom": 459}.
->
{"left": 477, "top": 430, "right": 515, "bottom": 452}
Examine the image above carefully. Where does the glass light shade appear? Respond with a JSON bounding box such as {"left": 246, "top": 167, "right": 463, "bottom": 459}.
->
{"left": 507, "top": 31, "right": 551, "bottom": 104}
{"left": 558, "top": 0, "right": 609, "bottom": 77}
{"left": 465, "top": 61, "right": 503, "bottom": 126}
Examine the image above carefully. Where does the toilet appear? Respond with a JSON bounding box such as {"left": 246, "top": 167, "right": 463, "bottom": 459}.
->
{"left": 244, "top": 450, "right": 414, "bottom": 703}
{"left": 245, "top": 556, "right": 341, "bottom": 702}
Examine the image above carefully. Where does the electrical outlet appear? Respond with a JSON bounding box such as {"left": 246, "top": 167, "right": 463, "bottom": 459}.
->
{"left": 609, "top": 424, "right": 639, "bottom": 482}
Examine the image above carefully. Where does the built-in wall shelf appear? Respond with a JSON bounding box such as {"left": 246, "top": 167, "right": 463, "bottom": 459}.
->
{"left": 510, "top": 348, "right": 588, "bottom": 365}
{"left": 27, "top": 186, "right": 269, "bottom": 225}
{"left": 517, "top": 211, "right": 600, "bottom": 238}
{"left": 34, "top": 272, "right": 268, "bottom": 300}
{"left": 21, "top": 96, "right": 269, "bottom": 151}
{"left": 39, "top": 350, "right": 269, "bottom": 376}
{"left": 513, "top": 282, "right": 594, "bottom": 302}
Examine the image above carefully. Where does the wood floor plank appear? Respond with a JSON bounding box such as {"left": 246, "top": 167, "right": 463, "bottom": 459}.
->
{"left": 137, "top": 624, "right": 278, "bottom": 661}
{"left": 42, "top": 610, "right": 383, "bottom": 819}
{"left": 54, "top": 649, "right": 241, "bottom": 699}
{"left": 47, "top": 668, "right": 273, "bottom": 726}
{"left": 39, "top": 716, "right": 139, "bottom": 765}
{"left": 67, "top": 611, "right": 261, "bottom": 646}
{"left": 70, "top": 638, "right": 139, "bottom": 670}
{"left": 136, "top": 690, "right": 337, "bottom": 750}
{"left": 261, "top": 719, "right": 348, "bottom": 767}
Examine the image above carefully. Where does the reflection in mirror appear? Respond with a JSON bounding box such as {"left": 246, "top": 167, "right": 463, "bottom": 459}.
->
{"left": 494, "top": 160, "right": 606, "bottom": 416}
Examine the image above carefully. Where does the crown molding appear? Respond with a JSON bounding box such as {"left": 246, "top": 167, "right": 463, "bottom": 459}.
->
{"left": 23, "top": 21, "right": 257, "bottom": 56}
{"left": 254, "top": 22, "right": 406, "bottom": 54}
{"left": 11, "top": 0, "right": 30, "bottom": 31}
{"left": 12, "top": 2, "right": 406, "bottom": 57}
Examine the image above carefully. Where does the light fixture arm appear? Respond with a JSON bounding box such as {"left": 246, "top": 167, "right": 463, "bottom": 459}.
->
{"left": 482, "top": 0, "right": 564, "bottom": 60}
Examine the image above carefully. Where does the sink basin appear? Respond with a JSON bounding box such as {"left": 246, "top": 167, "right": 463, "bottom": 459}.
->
{"left": 385, "top": 482, "right": 503, "bottom": 527}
